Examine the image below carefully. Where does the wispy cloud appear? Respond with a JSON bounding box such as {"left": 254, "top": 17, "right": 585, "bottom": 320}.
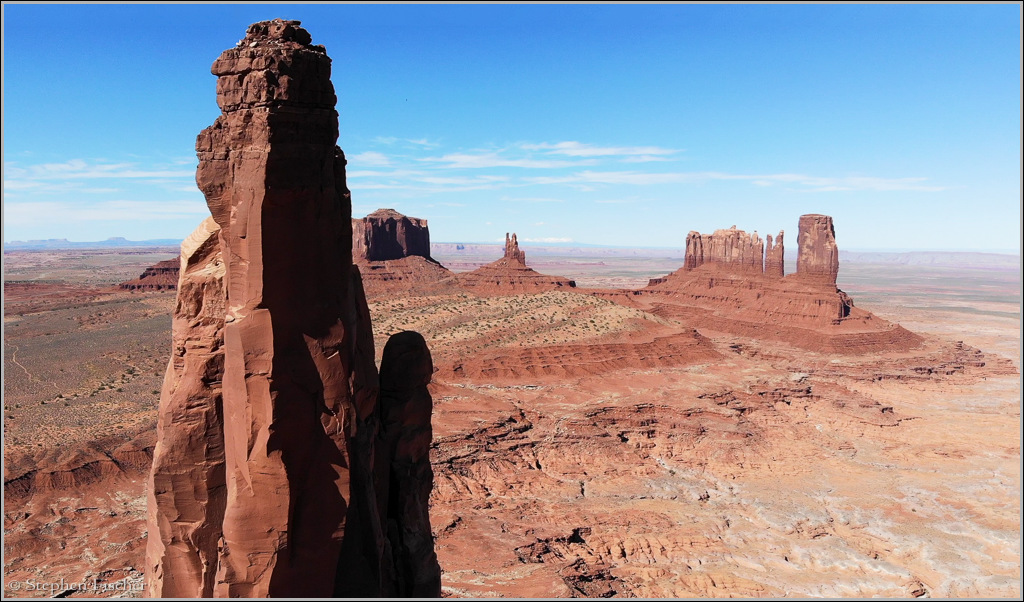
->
{"left": 500, "top": 196, "right": 565, "bottom": 203}
{"left": 372, "top": 136, "right": 441, "bottom": 149}
{"left": 4, "top": 199, "right": 209, "bottom": 225}
{"left": 421, "top": 152, "right": 588, "bottom": 169}
{"left": 520, "top": 237, "right": 573, "bottom": 243}
{"left": 522, "top": 170, "right": 947, "bottom": 192}
{"left": 522, "top": 141, "right": 681, "bottom": 158}
{"left": 6, "top": 159, "right": 193, "bottom": 180}
{"left": 348, "top": 151, "right": 392, "bottom": 167}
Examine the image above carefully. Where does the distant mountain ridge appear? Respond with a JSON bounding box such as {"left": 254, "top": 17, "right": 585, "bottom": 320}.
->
{"left": 4, "top": 237, "right": 183, "bottom": 250}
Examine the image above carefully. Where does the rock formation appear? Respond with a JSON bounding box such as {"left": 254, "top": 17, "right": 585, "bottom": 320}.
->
{"left": 504, "top": 232, "right": 527, "bottom": 263}
{"left": 646, "top": 215, "right": 920, "bottom": 353}
{"left": 145, "top": 217, "right": 226, "bottom": 598}
{"left": 352, "top": 209, "right": 455, "bottom": 298}
{"left": 146, "top": 19, "right": 438, "bottom": 598}
{"left": 683, "top": 227, "right": 764, "bottom": 274}
{"left": 457, "top": 232, "right": 576, "bottom": 294}
{"left": 353, "top": 208, "right": 432, "bottom": 262}
{"left": 764, "top": 231, "right": 784, "bottom": 278}
{"left": 374, "top": 331, "right": 442, "bottom": 597}
{"left": 119, "top": 259, "right": 180, "bottom": 291}
{"left": 796, "top": 214, "right": 840, "bottom": 284}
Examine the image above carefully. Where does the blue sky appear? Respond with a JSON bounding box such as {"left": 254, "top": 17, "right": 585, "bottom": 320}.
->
{"left": 3, "top": 4, "right": 1020, "bottom": 251}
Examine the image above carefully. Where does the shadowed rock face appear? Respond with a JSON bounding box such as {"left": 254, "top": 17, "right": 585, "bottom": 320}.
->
{"left": 796, "top": 214, "right": 839, "bottom": 284}
{"left": 145, "top": 19, "right": 437, "bottom": 598}
{"left": 353, "top": 209, "right": 432, "bottom": 261}
{"left": 375, "top": 332, "right": 442, "bottom": 597}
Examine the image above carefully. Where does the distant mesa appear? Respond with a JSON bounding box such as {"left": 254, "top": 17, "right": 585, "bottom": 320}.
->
{"left": 456, "top": 232, "right": 577, "bottom": 295}
{"left": 645, "top": 214, "right": 922, "bottom": 353}
{"left": 353, "top": 208, "right": 432, "bottom": 262}
{"left": 352, "top": 208, "right": 454, "bottom": 297}
{"left": 119, "top": 259, "right": 180, "bottom": 291}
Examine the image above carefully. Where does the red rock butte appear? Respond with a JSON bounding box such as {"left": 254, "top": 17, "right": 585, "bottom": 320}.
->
{"left": 145, "top": 19, "right": 439, "bottom": 598}
{"left": 644, "top": 214, "right": 921, "bottom": 353}
{"left": 456, "top": 232, "right": 577, "bottom": 295}
{"left": 119, "top": 259, "right": 180, "bottom": 291}
{"left": 353, "top": 208, "right": 432, "bottom": 261}
{"left": 352, "top": 208, "right": 454, "bottom": 297}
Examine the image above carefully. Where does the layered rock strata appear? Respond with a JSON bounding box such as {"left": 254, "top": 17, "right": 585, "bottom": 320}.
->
{"left": 796, "top": 214, "right": 839, "bottom": 284}
{"left": 646, "top": 215, "right": 920, "bottom": 352}
{"left": 352, "top": 209, "right": 455, "bottom": 298}
{"left": 119, "top": 259, "right": 180, "bottom": 291}
{"left": 145, "top": 19, "right": 438, "bottom": 598}
{"left": 353, "top": 208, "right": 432, "bottom": 261}
{"left": 145, "top": 218, "right": 226, "bottom": 598}
{"left": 456, "top": 232, "right": 576, "bottom": 294}
{"left": 684, "top": 227, "right": 765, "bottom": 274}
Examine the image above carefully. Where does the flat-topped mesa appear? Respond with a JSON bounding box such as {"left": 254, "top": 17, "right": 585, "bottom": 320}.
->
{"left": 796, "top": 214, "right": 839, "bottom": 284}
{"left": 683, "top": 226, "right": 765, "bottom": 274}
{"left": 119, "top": 259, "right": 180, "bottom": 291}
{"left": 504, "top": 232, "right": 527, "bottom": 264}
{"left": 643, "top": 214, "right": 921, "bottom": 352}
{"left": 147, "top": 19, "right": 439, "bottom": 599}
{"left": 764, "top": 231, "right": 785, "bottom": 278}
{"left": 353, "top": 208, "right": 432, "bottom": 262}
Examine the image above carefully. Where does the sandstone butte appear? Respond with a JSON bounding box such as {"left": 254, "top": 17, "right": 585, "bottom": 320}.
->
{"left": 642, "top": 214, "right": 921, "bottom": 353}
{"left": 145, "top": 20, "right": 440, "bottom": 597}
{"left": 352, "top": 208, "right": 454, "bottom": 296}
{"left": 456, "top": 232, "right": 578, "bottom": 295}
{"left": 119, "top": 259, "right": 180, "bottom": 291}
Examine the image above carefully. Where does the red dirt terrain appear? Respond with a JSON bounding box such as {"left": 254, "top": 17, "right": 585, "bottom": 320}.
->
{"left": 3, "top": 241, "right": 1020, "bottom": 597}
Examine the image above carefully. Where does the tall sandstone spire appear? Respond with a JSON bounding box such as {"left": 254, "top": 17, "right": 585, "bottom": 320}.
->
{"left": 146, "top": 20, "right": 439, "bottom": 598}
{"left": 764, "top": 231, "right": 784, "bottom": 278}
{"left": 796, "top": 214, "right": 840, "bottom": 284}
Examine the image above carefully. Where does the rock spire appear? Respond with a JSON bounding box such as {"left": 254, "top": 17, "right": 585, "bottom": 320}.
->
{"left": 145, "top": 19, "right": 439, "bottom": 598}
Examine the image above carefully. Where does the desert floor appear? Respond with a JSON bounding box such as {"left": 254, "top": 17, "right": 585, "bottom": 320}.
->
{"left": 3, "top": 249, "right": 1020, "bottom": 598}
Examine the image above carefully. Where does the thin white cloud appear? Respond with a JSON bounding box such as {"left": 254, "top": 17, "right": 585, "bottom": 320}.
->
{"left": 9, "top": 159, "right": 193, "bottom": 180}
{"left": 621, "top": 155, "right": 676, "bottom": 163}
{"left": 417, "top": 175, "right": 509, "bottom": 186}
{"left": 372, "top": 136, "right": 440, "bottom": 148}
{"left": 347, "top": 169, "right": 424, "bottom": 178}
{"left": 523, "top": 170, "right": 946, "bottom": 192}
{"left": 520, "top": 237, "right": 573, "bottom": 243}
{"left": 406, "top": 138, "right": 440, "bottom": 148}
{"left": 522, "top": 141, "right": 681, "bottom": 158}
{"left": 500, "top": 196, "right": 565, "bottom": 203}
{"left": 349, "top": 151, "right": 392, "bottom": 167}
{"left": 421, "top": 152, "right": 588, "bottom": 169}
{"left": 4, "top": 199, "right": 209, "bottom": 225}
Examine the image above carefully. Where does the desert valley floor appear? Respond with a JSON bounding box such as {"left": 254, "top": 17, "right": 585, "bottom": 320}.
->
{"left": 3, "top": 248, "right": 1021, "bottom": 598}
